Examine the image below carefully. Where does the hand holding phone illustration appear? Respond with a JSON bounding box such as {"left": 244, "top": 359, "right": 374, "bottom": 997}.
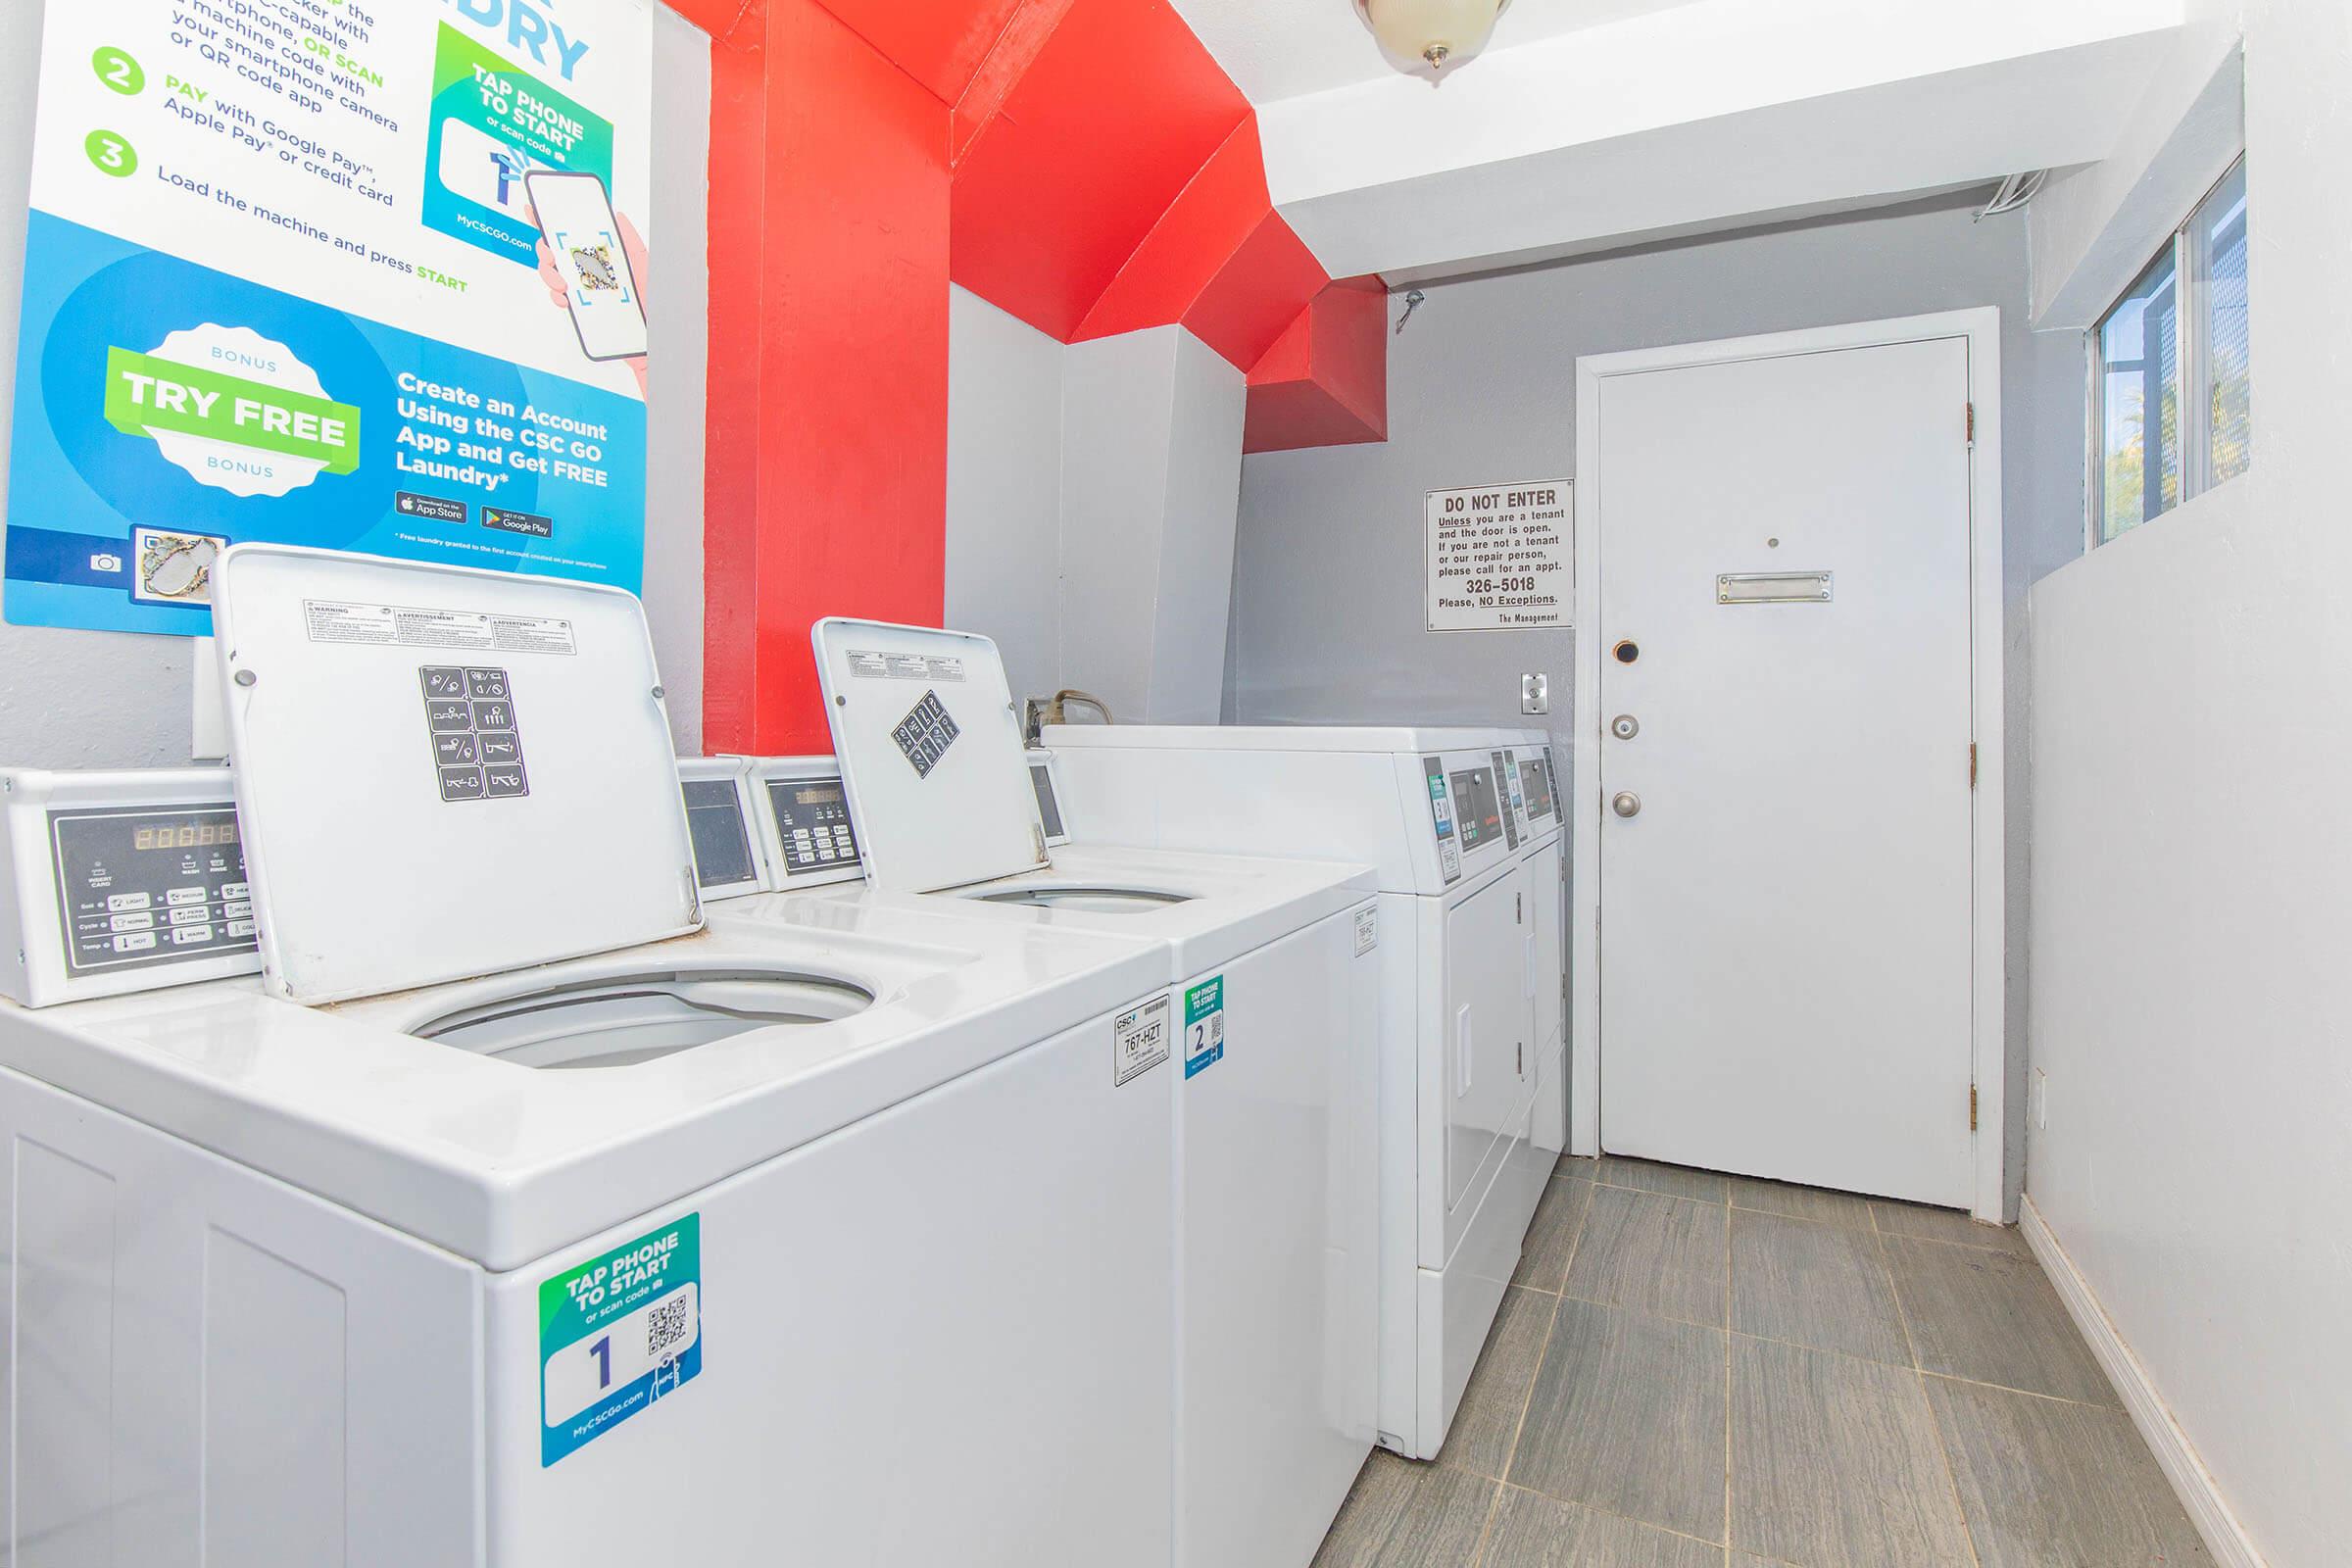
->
{"left": 525, "top": 170, "right": 649, "bottom": 392}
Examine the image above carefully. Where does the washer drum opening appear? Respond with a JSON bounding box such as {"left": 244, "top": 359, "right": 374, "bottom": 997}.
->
{"left": 969, "top": 886, "right": 1194, "bottom": 916}
{"left": 416, "top": 967, "right": 875, "bottom": 1069}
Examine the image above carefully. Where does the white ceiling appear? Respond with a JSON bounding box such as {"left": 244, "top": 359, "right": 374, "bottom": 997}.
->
{"left": 1167, "top": 0, "right": 1709, "bottom": 104}
{"left": 1250, "top": 0, "right": 2187, "bottom": 283}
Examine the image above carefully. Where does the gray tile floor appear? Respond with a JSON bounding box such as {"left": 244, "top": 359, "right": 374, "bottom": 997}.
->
{"left": 1313, "top": 1155, "right": 2210, "bottom": 1568}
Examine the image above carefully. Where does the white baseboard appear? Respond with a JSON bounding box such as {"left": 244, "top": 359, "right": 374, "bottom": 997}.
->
{"left": 2019, "top": 1196, "right": 2267, "bottom": 1568}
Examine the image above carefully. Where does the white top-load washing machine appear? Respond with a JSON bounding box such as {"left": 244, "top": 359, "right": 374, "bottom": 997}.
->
{"left": 1044, "top": 722, "right": 1566, "bottom": 1459}
{"left": 767, "top": 619, "right": 1381, "bottom": 1568}
{"left": 0, "top": 548, "right": 1188, "bottom": 1567}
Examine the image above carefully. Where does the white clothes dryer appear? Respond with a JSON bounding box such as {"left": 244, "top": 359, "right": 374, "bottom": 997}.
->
{"left": 1043, "top": 722, "right": 1566, "bottom": 1459}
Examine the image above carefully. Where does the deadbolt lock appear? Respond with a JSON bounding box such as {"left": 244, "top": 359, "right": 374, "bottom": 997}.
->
{"left": 1610, "top": 792, "right": 1642, "bottom": 818}
{"left": 1610, "top": 713, "right": 1640, "bottom": 740}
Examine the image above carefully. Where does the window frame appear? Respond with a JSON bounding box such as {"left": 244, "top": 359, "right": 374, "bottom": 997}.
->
{"left": 2086, "top": 153, "right": 2249, "bottom": 549}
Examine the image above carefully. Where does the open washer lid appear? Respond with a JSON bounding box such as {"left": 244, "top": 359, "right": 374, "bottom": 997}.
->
{"left": 813, "top": 618, "right": 1045, "bottom": 894}
{"left": 213, "top": 545, "right": 702, "bottom": 1004}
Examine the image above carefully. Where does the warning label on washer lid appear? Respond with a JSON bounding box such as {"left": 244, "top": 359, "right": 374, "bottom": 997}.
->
{"left": 1113, "top": 993, "right": 1171, "bottom": 1085}
{"left": 1184, "top": 975, "right": 1225, "bottom": 1079}
{"left": 539, "top": 1213, "right": 701, "bottom": 1467}
{"left": 1354, "top": 906, "right": 1380, "bottom": 955}
{"left": 848, "top": 650, "right": 968, "bottom": 683}
{"left": 303, "top": 599, "right": 577, "bottom": 656}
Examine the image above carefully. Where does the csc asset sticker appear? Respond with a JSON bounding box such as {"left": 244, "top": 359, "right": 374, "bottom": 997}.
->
{"left": 540, "top": 1213, "right": 702, "bottom": 1465}
{"left": 1113, "top": 993, "right": 1172, "bottom": 1085}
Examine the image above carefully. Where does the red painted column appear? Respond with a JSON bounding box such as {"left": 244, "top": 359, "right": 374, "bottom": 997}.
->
{"left": 695, "top": 0, "right": 952, "bottom": 755}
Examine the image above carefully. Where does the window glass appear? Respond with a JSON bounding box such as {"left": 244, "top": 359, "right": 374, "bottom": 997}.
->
{"left": 2196, "top": 160, "right": 2251, "bottom": 485}
{"left": 2098, "top": 249, "right": 2180, "bottom": 543}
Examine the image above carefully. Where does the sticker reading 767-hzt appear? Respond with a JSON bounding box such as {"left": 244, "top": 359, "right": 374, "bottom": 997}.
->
{"left": 1113, "top": 994, "right": 1171, "bottom": 1086}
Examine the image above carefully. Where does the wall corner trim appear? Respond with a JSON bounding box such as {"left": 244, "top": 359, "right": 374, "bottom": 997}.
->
{"left": 2019, "top": 1197, "right": 2270, "bottom": 1568}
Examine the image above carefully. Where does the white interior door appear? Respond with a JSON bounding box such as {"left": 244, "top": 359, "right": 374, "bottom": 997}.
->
{"left": 1595, "top": 333, "right": 1977, "bottom": 1207}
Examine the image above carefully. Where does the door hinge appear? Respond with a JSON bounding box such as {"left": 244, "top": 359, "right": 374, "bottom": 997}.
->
{"left": 1517, "top": 1042, "right": 1524, "bottom": 1076}
{"left": 1965, "top": 402, "right": 1977, "bottom": 448}
{"left": 1969, "top": 743, "right": 1979, "bottom": 789}
{"left": 1969, "top": 1084, "right": 1979, "bottom": 1132}
{"left": 1516, "top": 893, "right": 1523, "bottom": 923}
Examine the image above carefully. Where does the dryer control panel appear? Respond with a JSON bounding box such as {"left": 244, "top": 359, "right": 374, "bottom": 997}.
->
{"left": 1447, "top": 764, "right": 1503, "bottom": 854}
{"left": 1517, "top": 751, "right": 1555, "bottom": 821}
{"left": 1421, "top": 756, "right": 1463, "bottom": 884}
{"left": 0, "top": 769, "right": 264, "bottom": 1006}
{"left": 1493, "top": 751, "right": 1524, "bottom": 849}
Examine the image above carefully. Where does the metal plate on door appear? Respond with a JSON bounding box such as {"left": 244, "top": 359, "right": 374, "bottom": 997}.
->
{"left": 1717, "top": 570, "right": 1832, "bottom": 605}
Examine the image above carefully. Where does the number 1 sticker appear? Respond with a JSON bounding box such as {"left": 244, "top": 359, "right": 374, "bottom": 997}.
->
{"left": 539, "top": 1213, "right": 702, "bottom": 1465}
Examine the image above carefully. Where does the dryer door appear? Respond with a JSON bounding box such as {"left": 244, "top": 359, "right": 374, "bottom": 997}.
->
{"left": 1443, "top": 862, "right": 1534, "bottom": 1211}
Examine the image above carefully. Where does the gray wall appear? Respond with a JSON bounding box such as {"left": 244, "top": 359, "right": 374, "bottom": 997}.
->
{"left": 0, "top": 1, "right": 710, "bottom": 766}
{"left": 1226, "top": 194, "right": 2084, "bottom": 1210}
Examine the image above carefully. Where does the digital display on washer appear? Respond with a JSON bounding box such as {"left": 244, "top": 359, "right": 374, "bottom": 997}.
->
{"left": 49, "top": 805, "right": 257, "bottom": 976}
{"left": 1519, "top": 756, "right": 1554, "bottom": 819}
{"left": 1448, "top": 767, "right": 1502, "bottom": 852}
{"left": 766, "top": 777, "right": 860, "bottom": 876}
{"left": 1029, "top": 765, "right": 1065, "bottom": 840}
{"left": 681, "top": 779, "right": 760, "bottom": 891}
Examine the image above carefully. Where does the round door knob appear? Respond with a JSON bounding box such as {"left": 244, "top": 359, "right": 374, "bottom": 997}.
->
{"left": 1611, "top": 791, "right": 1642, "bottom": 818}
{"left": 1610, "top": 714, "right": 1641, "bottom": 740}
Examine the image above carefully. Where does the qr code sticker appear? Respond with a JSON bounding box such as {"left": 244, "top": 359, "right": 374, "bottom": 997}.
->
{"left": 647, "top": 1292, "right": 693, "bottom": 1356}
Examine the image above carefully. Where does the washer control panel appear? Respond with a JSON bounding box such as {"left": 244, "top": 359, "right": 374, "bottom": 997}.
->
{"left": 51, "top": 806, "right": 255, "bottom": 974}
{"left": 764, "top": 774, "right": 860, "bottom": 877}
{"left": 1, "top": 769, "right": 265, "bottom": 1007}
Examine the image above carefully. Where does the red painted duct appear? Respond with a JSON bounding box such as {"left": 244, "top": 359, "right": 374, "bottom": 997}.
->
{"left": 678, "top": 0, "right": 1389, "bottom": 748}
{"left": 1245, "top": 276, "right": 1391, "bottom": 453}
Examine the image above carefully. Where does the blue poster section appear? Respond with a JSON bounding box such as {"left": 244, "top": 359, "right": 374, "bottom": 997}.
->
{"left": 5, "top": 211, "right": 646, "bottom": 635}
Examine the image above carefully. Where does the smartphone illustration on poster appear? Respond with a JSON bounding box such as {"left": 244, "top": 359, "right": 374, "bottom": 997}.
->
{"left": 525, "top": 170, "right": 647, "bottom": 364}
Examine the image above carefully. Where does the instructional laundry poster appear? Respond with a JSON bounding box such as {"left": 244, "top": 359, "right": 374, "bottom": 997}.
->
{"left": 1425, "top": 479, "right": 1571, "bottom": 632}
{"left": 6, "top": 0, "right": 654, "bottom": 635}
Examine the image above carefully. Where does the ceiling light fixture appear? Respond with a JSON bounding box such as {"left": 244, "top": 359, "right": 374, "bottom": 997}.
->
{"left": 1353, "top": 0, "right": 1512, "bottom": 78}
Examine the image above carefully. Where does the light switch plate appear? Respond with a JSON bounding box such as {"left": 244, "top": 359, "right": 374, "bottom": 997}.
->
{"left": 1521, "top": 672, "right": 1549, "bottom": 714}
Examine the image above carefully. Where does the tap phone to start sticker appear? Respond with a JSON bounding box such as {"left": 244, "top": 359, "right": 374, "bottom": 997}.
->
{"left": 525, "top": 170, "right": 648, "bottom": 364}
